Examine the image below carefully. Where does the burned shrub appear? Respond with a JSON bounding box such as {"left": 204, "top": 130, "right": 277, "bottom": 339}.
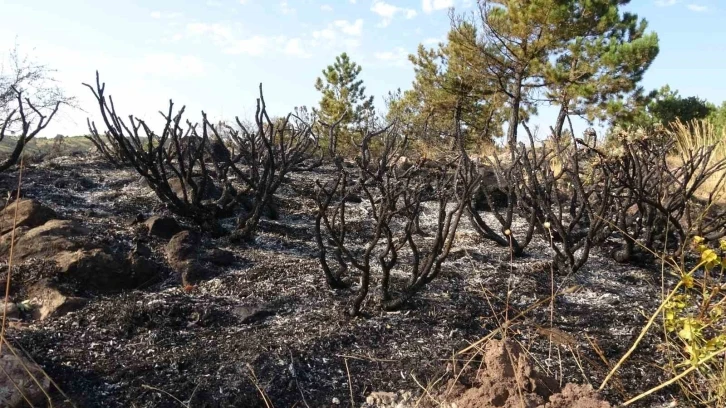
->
{"left": 0, "top": 87, "right": 60, "bottom": 172}
{"left": 315, "top": 122, "right": 475, "bottom": 316}
{"left": 85, "top": 73, "right": 233, "bottom": 233}
{"left": 597, "top": 128, "right": 726, "bottom": 261}
{"left": 84, "top": 126, "right": 129, "bottom": 167}
{"left": 466, "top": 148, "right": 537, "bottom": 256}
{"left": 85, "top": 71, "right": 320, "bottom": 237}
{"left": 214, "top": 93, "right": 321, "bottom": 241}
{"left": 511, "top": 124, "right": 615, "bottom": 274}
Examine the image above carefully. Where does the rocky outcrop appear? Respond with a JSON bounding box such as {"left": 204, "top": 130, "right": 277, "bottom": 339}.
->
{"left": 0, "top": 199, "right": 57, "bottom": 235}
{"left": 0, "top": 344, "right": 51, "bottom": 407}
{"left": 0, "top": 200, "right": 160, "bottom": 294}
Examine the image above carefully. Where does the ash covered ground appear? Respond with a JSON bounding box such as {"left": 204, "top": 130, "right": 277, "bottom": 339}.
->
{"left": 0, "top": 154, "right": 677, "bottom": 407}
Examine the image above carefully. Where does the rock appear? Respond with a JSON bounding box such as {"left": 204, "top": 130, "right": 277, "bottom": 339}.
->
{"left": 208, "top": 138, "right": 231, "bottom": 163}
{"left": 232, "top": 305, "right": 275, "bottom": 324}
{"left": 0, "top": 344, "right": 51, "bottom": 407}
{"left": 366, "top": 392, "right": 398, "bottom": 406}
{"left": 28, "top": 280, "right": 88, "bottom": 320}
{"left": 55, "top": 248, "right": 126, "bottom": 290}
{"left": 166, "top": 231, "right": 200, "bottom": 266}
{"left": 1, "top": 303, "right": 20, "bottom": 320}
{"left": 144, "top": 216, "right": 182, "bottom": 239}
{"left": 202, "top": 248, "right": 236, "bottom": 266}
{"left": 166, "top": 231, "right": 207, "bottom": 286}
{"left": 168, "top": 176, "right": 221, "bottom": 201}
{"left": 542, "top": 383, "right": 610, "bottom": 408}
{"left": 127, "top": 213, "right": 146, "bottom": 226}
{"left": 437, "top": 339, "right": 609, "bottom": 408}
{"left": 0, "top": 219, "right": 88, "bottom": 262}
{"left": 55, "top": 247, "right": 151, "bottom": 292}
{"left": 127, "top": 246, "right": 161, "bottom": 287}
{"left": 472, "top": 167, "right": 511, "bottom": 211}
{"left": 473, "top": 185, "right": 510, "bottom": 211}
{"left": 0, "top": 199, "right": 57, "bottom": 235}
{"left": 53, "top": 176, "right": 96, "bottom": 191}
{"left": 344, "top": 192, "right": 363, "bottom": 204}
{"left": 0, "top": 218, "right": 153, "bottom": 292}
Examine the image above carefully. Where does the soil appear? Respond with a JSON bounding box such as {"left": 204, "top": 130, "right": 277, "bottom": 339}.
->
{"left": 0, "top": 154, "right": 681, "bottom": 407}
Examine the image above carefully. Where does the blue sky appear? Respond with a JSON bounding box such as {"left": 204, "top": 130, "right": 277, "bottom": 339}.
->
{"left": 1, "top": 0, "right": 724, "bottom": 139}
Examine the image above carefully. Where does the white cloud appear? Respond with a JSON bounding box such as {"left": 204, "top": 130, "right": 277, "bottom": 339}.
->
{"left": 423, "top": 37, "right": 441, "bottom": 46}
{"left": 333, "top": 19, "right": 364, "bottom": 36}
{"left": 687, "top": 3, "right": 707, "bottom": 11}
{"left": 654, "top": 0, "right": 678, "bottom": 5}
{"left": 283, "top": 38, "right": 312, "bottom": 58}
{"left": 321, "top": 4, "right": 333, "bottom": 11}
{"left": 313, "top": 27, "right": 336, "bottom": 41}
{"left": 206, "top": 0, "right": 223, "bottom": 7}
{"left": 132, "top": 54, "right": 206, "bottom": 78}
{"left": 186, "top": 22, "right": 235, "bottom": 44}
{"left": 422, "top": 0, "right": 453, "bottom": 14}
{"left": 280, "top": 0, "right": 295, "bottom": 14}
{"left": 311, "top": 20, "right": 362, "bottom": 51}
{"left": 223, "top": 35, "right": 278, "bottom": 56}
{"left": 374, "top": 47, "right": 409, "bottom": 67}
{"left": 150, "top": 11, "right": 182, "bottom": 19}
{"left": 371, "top": 0, "right": 417, "bottom": 27}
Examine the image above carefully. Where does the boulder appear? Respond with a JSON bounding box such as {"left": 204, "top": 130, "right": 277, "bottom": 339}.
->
{"left": 1, "top": 216, "right": 160, "bottom": 292}
{"left": 126, "top": 243, "right": 161, "bottom": 287}
{"left": 166, "top": 231, "right": 207, "bottom": 286}
{"left": 0, "top": 344, "right": 51, "bottom": 407}
{"left": 0, "top": 199, "right": 57, "bottom": 235}
{"left": 144, "top": 216, "right": 182, "bottom": 239}
{"left": 0, "top": 219, "right": 88, "bottom": 262}
{"left": 208, "top": 138, "right": 231, "bottom": 163}
{"left": 201, "top": 248, "right": 236, "bottom": 266}
{"left": 168, "top": 177, "right": 221, "bottom": 201}
{"left": 28, "top": 280, "right": 88, "bottom": 320}
{"left": 472, "top": 168, "right": 511, "bottom": 211}
{"left": 166, "top": 231, "right": 200, "bottom": 266}
{"left": 55, "top": 248, "right": 123, "bottom": 290}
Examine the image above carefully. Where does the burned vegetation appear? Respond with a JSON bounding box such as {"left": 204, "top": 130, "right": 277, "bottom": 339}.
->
{"left": 0, "top": 69, "right": 725, "bottom": 408}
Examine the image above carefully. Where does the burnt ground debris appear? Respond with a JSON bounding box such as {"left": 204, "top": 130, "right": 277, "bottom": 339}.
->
{"left": 0, "top": 155, "right": 678, "bottom": 407}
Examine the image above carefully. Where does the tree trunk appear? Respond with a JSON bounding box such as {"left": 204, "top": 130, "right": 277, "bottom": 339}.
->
{"left": 554, "top": 104, "right": 568, "bottom": 139}
{"left": 507, "top": 72, "right": 523, "bottom": 151}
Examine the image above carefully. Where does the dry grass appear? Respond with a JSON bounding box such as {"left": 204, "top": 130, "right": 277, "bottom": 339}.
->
{"left": 669, "top": 119, "right": 726, "bottom": 203}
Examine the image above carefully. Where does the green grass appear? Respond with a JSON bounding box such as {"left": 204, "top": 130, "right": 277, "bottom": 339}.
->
{"left": 0, "top": 135, "right": 96, "bottom": 157}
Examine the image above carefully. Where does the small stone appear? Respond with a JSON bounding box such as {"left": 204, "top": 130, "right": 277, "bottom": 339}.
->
{"left": 232, "top": 305, "right": 275, "bottom": 324}
{"left": 332, "top": 397, "right": 340, "bottom": 405}
{"left": 144, "top": 216, "right": 182, "bottom": 239}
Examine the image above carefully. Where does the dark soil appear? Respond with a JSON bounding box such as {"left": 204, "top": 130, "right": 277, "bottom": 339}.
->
{"left": 0, "top": 155, "right": 678, "bottom": 407}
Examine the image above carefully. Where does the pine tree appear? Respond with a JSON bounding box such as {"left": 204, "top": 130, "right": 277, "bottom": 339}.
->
{"left": 386, "top": 21, "right": 511, "bottom": 155}
{"left": 613, "top": 85, "right": 713, "bottom": 129}
{"left": 543, "top": 1, "right": 660, "bottom": 137}
{"left": 314, "top": 53, "right": 375, "bottom": 155}
{"left": 432, "top": 0, "right": 659, "bottom": 146}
